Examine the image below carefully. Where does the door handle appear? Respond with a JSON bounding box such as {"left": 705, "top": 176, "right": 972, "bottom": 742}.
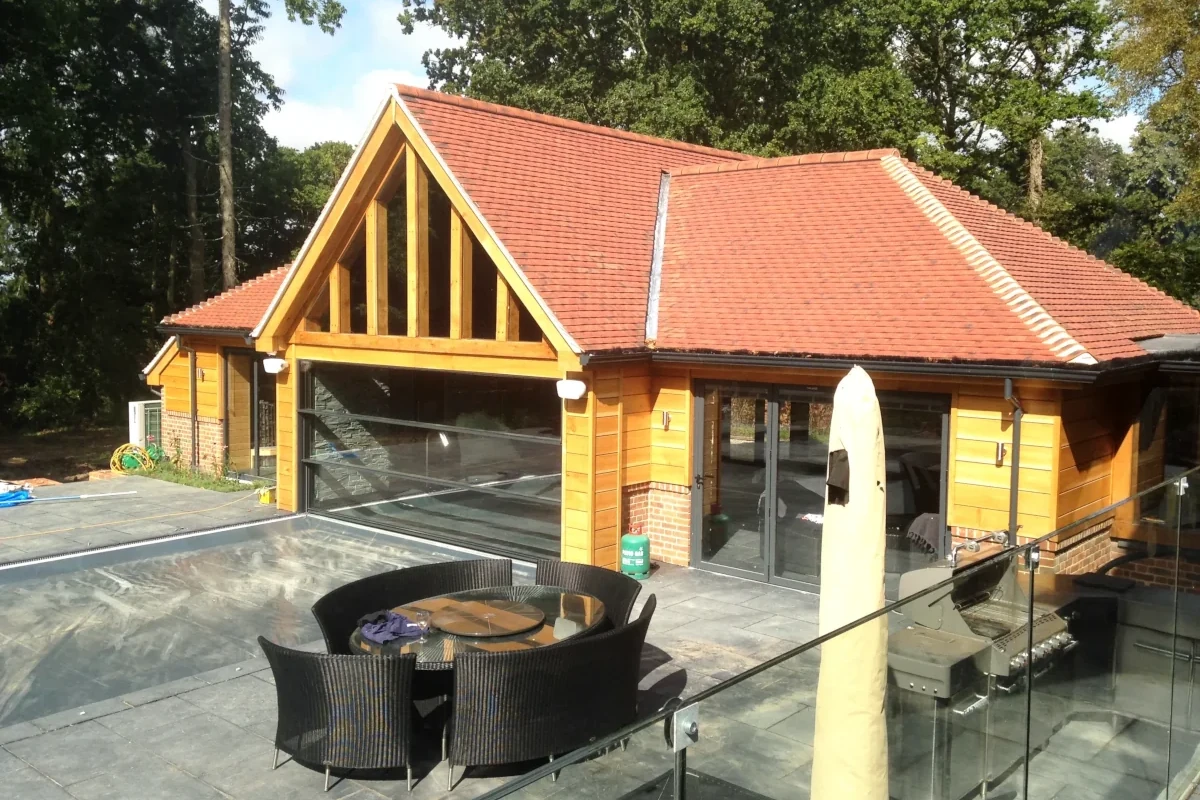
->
{"left": 694, "top": 474, "right": 705, "bottom": 489}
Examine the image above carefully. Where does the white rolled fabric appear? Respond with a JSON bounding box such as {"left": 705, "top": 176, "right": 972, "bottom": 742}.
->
{"left": 810, "top": 365, "right": 889, "bottom": 800}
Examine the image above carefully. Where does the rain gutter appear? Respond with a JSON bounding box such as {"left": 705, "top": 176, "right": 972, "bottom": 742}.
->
{"left": 581, "top": 350, "right": 1104, "bottom": 383}
{"left": 157, "top": 325, "right": 252, "bottom": 339}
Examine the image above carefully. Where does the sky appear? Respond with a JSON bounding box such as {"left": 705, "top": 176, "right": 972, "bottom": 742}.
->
{"left": 201, "top": 0, "right": 457, "bottom": 149}
{"left": 208, "top": 0, "right": 1143, "bottom": 152}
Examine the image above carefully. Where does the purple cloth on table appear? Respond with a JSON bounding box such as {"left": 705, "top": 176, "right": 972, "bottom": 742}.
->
{"left": 359, "top": 611, "right": 423, "bottom": 644}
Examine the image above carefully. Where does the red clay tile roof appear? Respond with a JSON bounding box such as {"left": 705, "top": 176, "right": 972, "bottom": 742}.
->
{"left": 652, "top": 152, "right": 1200, "bottom": 364}
{"left": 655, "top": 155, "right": 1055, "bottom": 362}
{"left": 910, "top": 165, "right": 1200, "bottom": 361}
{"left": 396, "top": 87, "right": 1200, "bottom": 365}
{"left": 187, "top": 88, "right": 1200, "bottom": 368}
{"left": 396, "top": 85, "right": 750, "bottom": 350}
{"left": 161, "top": 265, "right": 290, "bottom": 332}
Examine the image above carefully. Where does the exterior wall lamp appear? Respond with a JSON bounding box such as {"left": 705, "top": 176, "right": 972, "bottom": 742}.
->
{"left": 556, "top": 379, "right": 587, "bottom": 400}
{"left": 262, "top": 357, "right": 288, "bottom": 375}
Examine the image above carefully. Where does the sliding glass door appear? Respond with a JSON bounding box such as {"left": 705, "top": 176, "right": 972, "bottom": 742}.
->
{"left": 695, "top": 384, "right": 771, "bottom": 578}
{"left": 300, "top": 364, "right": 562, "bottom": 560}
{"left": 692, "top": 380, "right": 949, "bottom": 592}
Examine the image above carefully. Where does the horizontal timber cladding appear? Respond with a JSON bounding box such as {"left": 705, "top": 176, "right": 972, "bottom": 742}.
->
{"left": 153, "top": 341, "right": 224, "bottom": 418}
{"left": 1057, "top": 385, "right": 1125, "bottom": 530}
{"left": 275, "top": 345, "right": 299, "bottom": 512}
{"left": 949, "top": 383, "right": 1062, "bottom": 539}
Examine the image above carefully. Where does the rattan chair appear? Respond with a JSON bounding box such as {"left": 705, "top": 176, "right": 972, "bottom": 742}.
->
{"left": 535, "top": 560, "right": 643, "bottom": 630}
{"left": 444, "top": 594, "right": 657, "bottom": 790}
{"left": 258, "top": 637, "right": 418, "bottom": 792}
{"left": 311, "top": 558, "right": 514, "bottom": 655}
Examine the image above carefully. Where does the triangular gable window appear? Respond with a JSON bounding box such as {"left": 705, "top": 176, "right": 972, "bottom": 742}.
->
{"left": 284, "top": 104, "right": 552, "bottom": 349}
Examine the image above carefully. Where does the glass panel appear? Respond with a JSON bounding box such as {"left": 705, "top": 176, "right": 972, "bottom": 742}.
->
{"left": 386, "top": 178, "right": 409, "bottom": 334}
{"left": 346, "top": 229, "right": 368, "bottom": 334}
{"left": 307, "top": 460, "right": 561, "bottom": 560}
{"left": 302, "top": 281, "right": 330, "bottom": 331}
{"left": 308, "top": 363, "right": 561, "bottom": 435}
{"left": 881, "top": 392, "right": 948, "bottom": 596}
{"left": 773, "top": 387, "right": 831, "bottom": 585}
{"left": 255, "top": 360, "right": 277, "bottom": 478}
{"left": 304, "top": 363, "right": 562, "bottom": 560}
{"left": 768, "top": 387, "right": 947, "bottom": 591}
{"left": 470, "top": 238, "right": 497, "bottom": 338}
{"left": 225, "top": 352, "right": 255, "bottom": 473}
{"left": 428, "top": 179, "right": 451, "bottom": 337}
{"left": 699, "top": 383, "right": 770, "bottom": 577}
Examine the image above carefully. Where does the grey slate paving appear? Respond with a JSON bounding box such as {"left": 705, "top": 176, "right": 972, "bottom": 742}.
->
{"left": 4, "top": 720, "right": 143, "bottom": 787}
{"left": 0, "top": 475, "right": 281, "bottom": 567}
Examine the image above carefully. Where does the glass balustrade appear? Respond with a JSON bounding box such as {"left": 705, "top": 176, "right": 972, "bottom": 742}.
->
{"left": 478, "top": 467, "right": 1200, "bottom": 800}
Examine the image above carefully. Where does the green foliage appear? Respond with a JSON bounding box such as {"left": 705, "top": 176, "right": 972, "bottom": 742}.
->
{"left": 134, "top": 460, "right": 267, "bottom": 492}
{"left": 897, "top": 0, "right": 1111, "bottom": 191}
{"left": 0, "top": 1, "right": 350, "bottom": 430}
{"left": 281, "top": 0, "right": 346, "bottom": 34}
{"left": 1028, "top": 122, "right": 1200, "bottom": 305}
{"left": 399, "top": 0, "right": 929, "bottom": 156}
{"left": 1111, "top": 0, "right": 1200, "bottom": 219}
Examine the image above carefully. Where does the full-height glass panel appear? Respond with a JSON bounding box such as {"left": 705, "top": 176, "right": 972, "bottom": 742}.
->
{"left": 302, "top": 364, "right": 561, "bottom": 559}
{"left": 698, "top": 384, "right": 770, "bottom": 578}
{"left": 772, "top": 387, "right": 831, "bottom": 584}
{"left": 695, "top": 380, "right": 948, "bottom": 590}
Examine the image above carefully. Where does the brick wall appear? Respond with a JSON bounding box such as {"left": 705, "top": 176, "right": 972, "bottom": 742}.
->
{"left": 161, "top": 408, "right": 225, "bottom": 473}
{"left": 623, "top": 481, "right": 691, "bottom": 566}
{"left": 1111, "top": 557, "right": 1200, "bottom": 592}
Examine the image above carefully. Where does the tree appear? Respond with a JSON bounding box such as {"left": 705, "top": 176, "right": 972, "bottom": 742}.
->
{"left": 399, "top": 0, "right": 929, "bottom": 156}
{"left": 0, "top": 0, "right": 350, "bottom": 429}
{"left": 1111, "top": 0, "right": 1200, "bottom": 219}
{"left": 216, "top": 0, "right": 345, "bottom": 290}
{"left": 895, "top": 0, "right": 1111, "bottom": 210}
{"left": 1030, "top": 122, "right": 1200, "bottom": 305}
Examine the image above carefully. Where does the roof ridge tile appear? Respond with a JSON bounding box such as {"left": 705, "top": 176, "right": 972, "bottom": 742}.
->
{"left": 666, "top": 149, "right": 901, "bottom": 177}
{"left": 881, "top": 156, "right": 1097, "bottom": 365}
{"left": 394, "top": 84, "right": 751, "bottom": 162}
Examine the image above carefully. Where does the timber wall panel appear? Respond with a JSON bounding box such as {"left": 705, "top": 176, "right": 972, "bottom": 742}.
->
{"left": 561, "top": 383, "right": 594, "bottom": 564}
{"left": 1057, "top": 387, "right": 1121, "bottom": 529}
{"left": 948, "top": 386, "right": 1060, "bottom": 538}
{"left": 275, "top": 345, "right": 299, "bottom": 512}
{"left": 157, "top": 345, "right": 223, "bottom": 418}
{"left": 226, "top": 355, "right": 253, "bottom": 472}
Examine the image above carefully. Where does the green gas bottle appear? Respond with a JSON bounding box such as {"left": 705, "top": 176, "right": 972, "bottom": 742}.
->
{"left": 620, "top": 528, "right": 651, "bottom": 580}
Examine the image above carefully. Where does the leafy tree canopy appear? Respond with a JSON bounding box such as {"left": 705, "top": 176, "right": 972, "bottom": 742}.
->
{"left": 0, "top": 0, "right": 350, "bottom": 428}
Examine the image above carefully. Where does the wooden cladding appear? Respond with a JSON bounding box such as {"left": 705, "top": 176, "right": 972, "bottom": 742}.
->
{"left": 329, "top": 261, "right": 350, "bottom": 334}
{"left": 365, "top": 200, "right": 388, "bottom": 336}
{"left": 449, "top": 208, "right": 472, "bottom": 339}
{"left": 406, "top": 147, "right": 430, "bottom": 337}
{"left": 496, "top": 275, "right": 520, "bottom": 342}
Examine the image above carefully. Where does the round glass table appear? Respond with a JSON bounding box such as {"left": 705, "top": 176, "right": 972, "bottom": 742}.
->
{"left": 349, "top": 584, "right": 607, "bottom": 669}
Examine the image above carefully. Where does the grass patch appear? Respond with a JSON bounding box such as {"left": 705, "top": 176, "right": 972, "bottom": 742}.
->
{"left": 132, "top": 462, "right": 268, "bottom": 493}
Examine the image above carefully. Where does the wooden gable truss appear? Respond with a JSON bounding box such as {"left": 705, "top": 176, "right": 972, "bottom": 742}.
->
{"left": 255, "top": 96, "right": 581, "bottom": 380}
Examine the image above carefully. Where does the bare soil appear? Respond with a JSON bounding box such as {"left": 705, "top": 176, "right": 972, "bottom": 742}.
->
{"left": 0, "top": 426, "right": 127, "bottom": 483}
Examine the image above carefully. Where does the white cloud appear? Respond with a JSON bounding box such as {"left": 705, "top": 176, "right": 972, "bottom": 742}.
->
{"left": 262, "top": 68, "right": 424, "bottom": 148}
{"left": 1090, "top": 113, "right": 1143, "bottom": 151}
{"left": 367, "top": 1, "right": 461, "bottom": 53}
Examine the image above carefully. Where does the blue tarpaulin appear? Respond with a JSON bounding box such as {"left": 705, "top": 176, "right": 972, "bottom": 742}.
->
{"left": 0, "top": 489, "right": 33, "bottom": 508}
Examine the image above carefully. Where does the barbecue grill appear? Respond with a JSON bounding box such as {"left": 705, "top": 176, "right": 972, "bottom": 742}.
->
{"left": 886, "top": 555, "right": 1078, "bottom": 800}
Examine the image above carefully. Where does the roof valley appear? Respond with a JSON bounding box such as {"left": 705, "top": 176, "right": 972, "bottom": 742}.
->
{"left": 880, "top": 156, "right": 1098, "bottom": 366}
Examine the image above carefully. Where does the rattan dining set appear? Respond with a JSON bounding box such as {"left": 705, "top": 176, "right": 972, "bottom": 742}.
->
{"left": 256, "top": 559, "right": 656, "bottom": 792}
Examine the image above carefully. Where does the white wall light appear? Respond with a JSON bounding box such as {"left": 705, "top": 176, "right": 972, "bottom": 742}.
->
{"left": 262, "top": 357, "right": 289, "bottom": 375}
{"left": 556, "top": 379, "right": 587, "bottom": 401}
